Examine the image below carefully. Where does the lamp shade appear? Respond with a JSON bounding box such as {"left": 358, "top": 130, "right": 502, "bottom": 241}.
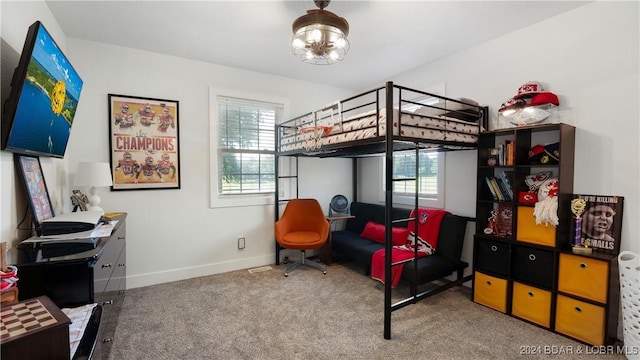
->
{"left": 75, "top": 162, "right": 113, "bottom": 187}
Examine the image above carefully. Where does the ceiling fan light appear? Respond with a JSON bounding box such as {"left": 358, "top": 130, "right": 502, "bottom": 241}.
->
{"left": 291, "top": 1, "right": 350, "bottom": 65}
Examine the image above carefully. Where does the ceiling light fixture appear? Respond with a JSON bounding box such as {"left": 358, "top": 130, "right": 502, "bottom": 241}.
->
{"left": 291, "top": 0, "right": 350, "bottom": 65}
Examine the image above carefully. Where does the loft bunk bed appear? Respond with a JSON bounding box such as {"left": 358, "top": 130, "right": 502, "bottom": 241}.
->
{"left": 274, "top": 81, "right": 488, "bottom": 339}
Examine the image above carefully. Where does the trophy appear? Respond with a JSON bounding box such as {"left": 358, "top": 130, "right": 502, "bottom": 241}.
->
{"left": 570, "top": 198, "right": 591, "bottom": 254}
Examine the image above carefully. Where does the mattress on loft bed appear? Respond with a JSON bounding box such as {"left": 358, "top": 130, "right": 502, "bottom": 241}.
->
{"left": 279, "top": 108, "right": 481, "bottom": 153}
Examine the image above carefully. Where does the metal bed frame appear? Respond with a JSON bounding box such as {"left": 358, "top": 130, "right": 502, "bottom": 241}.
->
{"left": 274, "top": 81, "right": 488, "bottom": 339}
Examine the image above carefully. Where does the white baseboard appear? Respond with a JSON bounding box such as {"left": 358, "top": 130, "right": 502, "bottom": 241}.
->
{"left": 125, "top": 254, "right": 275, "bottom": 289}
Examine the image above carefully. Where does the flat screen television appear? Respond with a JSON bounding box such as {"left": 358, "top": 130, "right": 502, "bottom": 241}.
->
{"left": 2, "top": 21, "right": 83, "bottom": 158}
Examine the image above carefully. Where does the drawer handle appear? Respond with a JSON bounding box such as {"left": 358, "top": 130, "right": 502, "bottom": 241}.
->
{"left": 103, "top": 338, "right": 113, "bottom": 343}
{"left": 528, "top": 291, "right": 534, "bottom": 297}
{"left": 102, "top": 263, "right": 113, "bottom": 268}
{"left": 574, "top": 306, "right": 583, "bottom": 313}
{"left": 118, "top": 236, "right": 125, "bottom": 241}
{"left": 491, "top": 245, "right": 498, "bottom": 252}
{"left": 486, "top": 280, "right": 492, "bottom": 286}
{"left": 528, "top": 254, "right": 536, "bottom": 261}
{"left": 102, "top": 300, "right": 114, "bottom": 305}
{"left": 580, "top": 263, "right": 587, "bottom": 269}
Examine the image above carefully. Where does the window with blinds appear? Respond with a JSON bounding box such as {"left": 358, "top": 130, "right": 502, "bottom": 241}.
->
{"left": 380, "top": 149, "right": 444, "bottom": 208}
{"left": 392, "top": 150, "right": 439, "bottom": 196}
{"left": 217, "top": 96, "right": 282, "bottom": 195}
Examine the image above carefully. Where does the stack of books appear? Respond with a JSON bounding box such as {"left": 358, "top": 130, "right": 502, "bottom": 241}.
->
{"left": 485, "top": 171, "right": 513, "bottom": 201}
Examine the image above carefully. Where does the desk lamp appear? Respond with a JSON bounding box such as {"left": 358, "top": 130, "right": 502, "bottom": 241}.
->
{"left": 74, "top": 162, "right": 113, "bottom": 213}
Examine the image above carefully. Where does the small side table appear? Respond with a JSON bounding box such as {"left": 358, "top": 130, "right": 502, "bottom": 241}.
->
{"left": 320, "top": 215, "right": 355, "bottom": 265}
{"left": 1, "top": 295, "right": 71, "bottom": 360}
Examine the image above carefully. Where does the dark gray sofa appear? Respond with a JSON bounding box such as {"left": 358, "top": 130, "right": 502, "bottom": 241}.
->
{"left": 331, "top": 201, "right": 472, "bottom": 288}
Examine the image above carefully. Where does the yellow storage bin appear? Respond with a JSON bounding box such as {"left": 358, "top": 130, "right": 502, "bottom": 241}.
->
{"left": 555, "top": 294, "right": 605, "bottom": 346}
{"left": 512, "top": 282, "right": 552, "bottom": 328}
{"left": 516, "top": 206, "right": 556, "bottom": 246}
{"left": 473, "top": 271, "right": 508, "bottom": 313}
{"left": 558, "top": 254, "right": 608, "bottom": 303}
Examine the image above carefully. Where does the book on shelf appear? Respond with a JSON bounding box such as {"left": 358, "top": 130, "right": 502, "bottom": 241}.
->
{"left": 485, "top": 177, "right": 498, "bottom": 201}
{"left": 495, "top": 176, "right": 511, "bottom": 201}
{"left": 485, "top": 176, "right": 513, "bottom": 202}
{"left": 506, "top": 140, "right": 515, "bottom": 165}
{"left": 497, "top": 140, "right": 515, "bottom": 166}
{"left": 489, "top": 177, "right": 505, "bottom": 201}
{"left": 498, "top": 171, "right": 513, "bottom": 201}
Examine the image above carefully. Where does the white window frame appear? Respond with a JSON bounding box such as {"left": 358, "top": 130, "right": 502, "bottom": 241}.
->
{"left": 379, "top": 151, "right": 445, "bottom": 209}
{"left": 209, "top": 87, "right": 289, "bottom": 208}
{"left": 378, "top": 82, "right": 446, "bottom": 208}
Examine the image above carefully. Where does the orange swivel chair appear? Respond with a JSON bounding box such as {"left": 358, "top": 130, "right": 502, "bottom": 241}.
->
{"left": 275, "top": 198, "right": 330, "bottom": 277}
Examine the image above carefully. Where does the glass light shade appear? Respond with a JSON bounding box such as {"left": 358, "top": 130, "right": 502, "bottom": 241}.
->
{"left": 291, "top": 7, "right": 350, "bottom": 65}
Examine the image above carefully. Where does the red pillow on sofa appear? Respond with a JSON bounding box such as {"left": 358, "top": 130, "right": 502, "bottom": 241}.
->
{"left": 360, "top": 221, "right": 408, "bottom": 246}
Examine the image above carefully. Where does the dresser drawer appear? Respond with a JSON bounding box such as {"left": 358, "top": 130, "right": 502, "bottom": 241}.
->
{"left": 555, "top": 294, "right": 605, "bottom": 346}
{"left": 558, "top": 253, "right": 608, "bottom": 303}
{"left": 516, "top": 206, "right": 556, "bottom": 246}
{"left": 512, "top": 245, "right": 554, "bottom": 289}
{"left": 475, "top": 238, "right": 510, "bottom": 276}
{"left": 473, "top": 271, "right": 508, "bottom": 313}
{"left": 94, "top": 226, "right": 126, "bottom": 294}
{"left": 511, "top": 282, "right": 551, "bottom": 328}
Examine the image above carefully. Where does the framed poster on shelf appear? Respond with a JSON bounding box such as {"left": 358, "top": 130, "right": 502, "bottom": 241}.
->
{"left": 108, "top": 94, "right": 180, "bottom": 190}
{"left": 570, "top": 194, "right": 624, "bottom": 253}
{"left": 14, "top": 154, "right": 54, "bottom": 234}
{"left": 496, "top": 203, "right": 513, "bottom": 238}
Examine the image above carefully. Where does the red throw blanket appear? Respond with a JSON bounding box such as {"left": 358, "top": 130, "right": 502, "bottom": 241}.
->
{"left": 371, "top": 208, "right": 450, "bottom": 287}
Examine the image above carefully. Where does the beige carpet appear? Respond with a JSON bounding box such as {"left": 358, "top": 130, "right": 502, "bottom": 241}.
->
{"left": 109, "top": 262, "right": 625, "bottom": 360}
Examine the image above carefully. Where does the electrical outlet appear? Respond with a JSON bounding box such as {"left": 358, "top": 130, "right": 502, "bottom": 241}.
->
{"left": 238, "top": 237, "right": 245, "bottom": 250}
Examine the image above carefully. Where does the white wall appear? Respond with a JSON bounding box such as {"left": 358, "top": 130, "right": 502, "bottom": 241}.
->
{"left": 1, "top": 1, "right": 353, "bottom": 288}
{"left": 360, "top": 1, "right": 640, "bottom": 270}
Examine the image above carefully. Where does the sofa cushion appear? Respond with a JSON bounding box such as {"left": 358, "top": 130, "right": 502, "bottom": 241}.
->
{"left": 345, "top": 202, "right": 412, "bottom": 234}
{"left": 332, "top": 231, "right": 373, "bottom": 254}
{"left": 434, "top": 215, "right": 468, "bottom": 263}
{"left": 351, "top": 243, "right": 385, "bottom": 266}
{"left": 360, "top": 221, "right": 408, "bottom": 246}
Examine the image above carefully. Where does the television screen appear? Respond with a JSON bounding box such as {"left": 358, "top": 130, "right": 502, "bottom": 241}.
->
{"left": 2, "top": 21, "right": 83, "bottom": 158}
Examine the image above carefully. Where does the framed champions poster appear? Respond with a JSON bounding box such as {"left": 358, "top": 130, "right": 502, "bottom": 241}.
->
{"left": 570, "top": 194, "right": 624, "bottom": 253}
{"left": 108, "top": 94, "right": 180, "bottom": 190}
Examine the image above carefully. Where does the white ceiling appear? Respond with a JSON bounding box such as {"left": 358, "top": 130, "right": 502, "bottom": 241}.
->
{"left": 45, "top": 0, "right": 589, "bottom": 90}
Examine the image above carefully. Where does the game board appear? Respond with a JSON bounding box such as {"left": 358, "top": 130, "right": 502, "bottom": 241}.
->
{"left": 1, "top": 297, "right": 58, "bottom": 340}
